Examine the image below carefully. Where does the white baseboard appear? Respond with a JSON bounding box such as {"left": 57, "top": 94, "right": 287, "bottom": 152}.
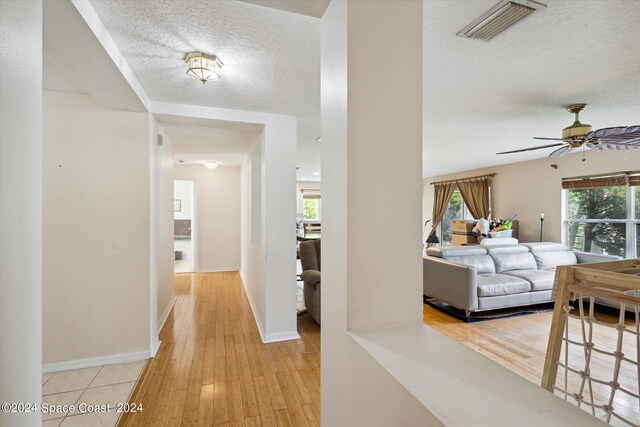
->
{"left": 264, "top": 330, "right": 301, "bottom": 343}
{"left": 43, "top": 350, "right": 151, "bottom": 374}
{"left": 198, "top": 267, "right": 240, "bottom": 273}
{"left": 239, "top": 273, "right": 300, "bottom": 344}
{"left": 243, "top": 284, "right": 268, "bottom": 342}
{"left": 158, "top": 295, "right": 177, "bottom": 333}
{"left": 150, "top": 339, "right": 161, "bottom": 358}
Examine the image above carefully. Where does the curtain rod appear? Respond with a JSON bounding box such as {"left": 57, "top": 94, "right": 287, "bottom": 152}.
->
{"left": 430, "top": 173, "right": 496, "bottom": 186}
{"left": 562, "top": 170, "right": 640, "bottom": 182}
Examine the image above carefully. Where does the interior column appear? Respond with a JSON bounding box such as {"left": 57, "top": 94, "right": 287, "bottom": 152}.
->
{"left": 0, "top": 0, "right": 44, "bottom": 425}
{"left": 321, "top": 0, "right": 429, "bottom": 424}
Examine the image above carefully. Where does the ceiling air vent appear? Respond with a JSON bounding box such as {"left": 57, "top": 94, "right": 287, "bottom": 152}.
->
{"left": 457, "top": 0, "right": 546, "bottom": 41}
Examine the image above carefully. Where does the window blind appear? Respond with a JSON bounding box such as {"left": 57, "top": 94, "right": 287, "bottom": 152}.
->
{"left": 301, "top": 189, "right": 321, "bottom": 199}
{"left": 562, "top": 171, "right": 640, "bottom": 189}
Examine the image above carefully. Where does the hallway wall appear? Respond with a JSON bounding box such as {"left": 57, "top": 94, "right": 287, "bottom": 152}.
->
{"left": 43, "top": 89, "right": 151, "bottom": 367}
{"left": 174, "top": 164, "right": 241, "bottom": 272}
{"left": 155, "top": 125, "right": 175, "bottom": 337}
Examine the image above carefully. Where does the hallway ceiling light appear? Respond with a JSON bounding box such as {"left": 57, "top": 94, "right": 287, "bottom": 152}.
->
{"left": 185, "top": 52, "right": 223, "bottom": 84}
{"left": 204, "top": 161, "right": 219, "bottom": 169}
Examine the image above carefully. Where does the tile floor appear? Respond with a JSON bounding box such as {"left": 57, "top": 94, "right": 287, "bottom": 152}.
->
{"left": 41, "top": 360, "right": 146, "bottom": 427}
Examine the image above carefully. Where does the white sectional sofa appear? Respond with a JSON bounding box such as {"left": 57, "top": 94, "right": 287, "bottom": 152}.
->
{"left": 423, "top": 242, "right": 619, "bottom": 317}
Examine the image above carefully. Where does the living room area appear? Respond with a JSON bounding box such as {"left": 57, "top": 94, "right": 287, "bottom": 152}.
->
{"left": 420, "top": 0, "right": 640, "bottom": 424}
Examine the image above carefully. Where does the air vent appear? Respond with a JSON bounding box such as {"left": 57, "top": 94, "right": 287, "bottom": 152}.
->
{"left": 457, "top": 0, "right": 546, "bottom": 41}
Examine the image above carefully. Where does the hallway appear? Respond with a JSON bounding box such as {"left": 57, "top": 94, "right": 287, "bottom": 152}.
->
{"left": 121, "top": 272, "right": 320, "bottom": 426}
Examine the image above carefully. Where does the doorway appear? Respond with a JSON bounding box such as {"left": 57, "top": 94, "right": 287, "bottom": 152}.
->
{"left": 174, "top": 179, "right": 195, "bottom": 273}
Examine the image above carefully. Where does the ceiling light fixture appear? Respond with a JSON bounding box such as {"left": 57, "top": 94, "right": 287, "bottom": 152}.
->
{"left": 185, "top": 52, "right": 223, "bottom": 84}
{"left": 204, "top": 161, "right": 219, "bottom": 170}
{"left": 456, "top": 0, "right": 546, "bottom": 42}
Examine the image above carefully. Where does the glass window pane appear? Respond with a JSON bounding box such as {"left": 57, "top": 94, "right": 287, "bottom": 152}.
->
{"left": 636, "top": 187, "right": 639, "bottom": 219}
{"left": 303, "top": 199, "right": 320, "bottom": 220}
{"left": 567, "top": 187, "right": 627, "bottom": 220}
{"left": 441, "top": 191, "right": 463, "bottom": 245}
{"left": 566, "top": 222, "right": 626, "bottom": 257}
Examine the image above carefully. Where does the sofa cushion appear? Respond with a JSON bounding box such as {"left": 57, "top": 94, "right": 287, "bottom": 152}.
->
{"left": 490, "top": 252, "right": 537, "bottom": 273}
{"left": 446, "top": 254, "right": 496, "bottom": 275}
{"left": 502, "top": 269, "right": 557, "bottom": 291}
{"left": 480, "top": 237, "right": 519, "bottom": 247}
{"left": 427, "top": 246, "right": 487, "bottom": 258}
{"left": 532, "top": 250, "right": 577, "bottom": 271}
{"left": 521, "top": 242, "right": 570, "bottom": 252}
{"left": 486, "top": 245, "right": 529, "bottom": 254}
{"left": 477, "top": 274, "right": 531, "bottom": 297}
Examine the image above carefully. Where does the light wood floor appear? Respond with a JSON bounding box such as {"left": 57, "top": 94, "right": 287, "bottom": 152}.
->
{"left": 120, "top": 272, "right": 320, "bottom": 427}
{"left": 424, "top": 305, "right": 640, "bottom": 425}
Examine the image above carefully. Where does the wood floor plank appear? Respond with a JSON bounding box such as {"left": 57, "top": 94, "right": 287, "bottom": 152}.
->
{"left": 274, "top": 408, "right": 294, "bottom": 427}
{"left": 253, "top": 374, "right": 279, "bottom": 427}
{"left": 118, "top": 271, "right": 320, "bottom": 426}
{"left": 164, "top": 388, "right": 187, "bottom": 427}
{"left": 213, "top": 381, "right": 229, "bottom": 425}
{"left": 198, "top": 384, "right": 215, "bottom": 426}
{"left": 227, "top": 378, "right": 245, "bottom": 426}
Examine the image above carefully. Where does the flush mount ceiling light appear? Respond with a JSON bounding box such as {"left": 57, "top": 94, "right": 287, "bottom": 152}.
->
{"left": 204, "top": 161, "right": 219, "bottom": 169}
{"left": 457, "top": 0, "right": 546, "bottom": 41}
{"left": 185, "top": 52, "right": 223, "bottom": 84}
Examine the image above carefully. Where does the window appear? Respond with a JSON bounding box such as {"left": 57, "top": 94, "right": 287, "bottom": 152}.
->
{"left": 440, "top": 189, "right": 474, "bottom": 245}
{"left": 303, "top": 196, "right": 321, "bottom": 221}
{"left": 564, "top": 185, "right": 639, "bottom": 258}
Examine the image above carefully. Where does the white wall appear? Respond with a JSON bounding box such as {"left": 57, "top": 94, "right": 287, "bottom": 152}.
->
{"left": 174, "top": 180, "right": 194, "bottom": 220}
{"left": 155, "top": 125, "right": 175, "bottom": 337}
{"left": 241, "top": 136, "right": 267, "bottom": 335}
{"left": 0, "top": 1, "right": 43, "bottom": 424}
{"left": 43, "top": 90, "right": 150, "bottom": 366}
{"left": 423, "top": 149, "right": 640, "bottom": 243}
{"left": 174, "top": 165, "right": 241, "bottom": 272}
{"left": 296, "top": 181, "right": 321, "bottom": 217}
{"left": 321, "top": 1, "right": 438, "bottom": 425}
{"left": 240, "top": 121, "right": 299, "bottom": 343}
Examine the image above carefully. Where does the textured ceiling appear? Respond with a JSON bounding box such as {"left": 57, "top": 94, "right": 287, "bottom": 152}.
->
{"left": 155, "top": 114, "right": 262, "bottom": 166}
{"left": 423, "top": 0, "right": 640, "bottom": 176}
{"left": 87, "top": 0, "right": 640, "bottom": 180}
{"left": 89, "top": 0, "right": 321, "bottom": 179}
{"left": 238, "top": 0, "right": 330, "bottom": 18}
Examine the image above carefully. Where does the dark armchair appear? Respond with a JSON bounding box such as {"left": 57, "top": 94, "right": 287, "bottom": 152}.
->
{"left": 299, "top": 239, "right": 321, "bottom": 325}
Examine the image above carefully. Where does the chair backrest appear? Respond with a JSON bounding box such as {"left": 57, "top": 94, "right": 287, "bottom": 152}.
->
{"left": 300, "top": 239, "right": 321, "bottom": 272}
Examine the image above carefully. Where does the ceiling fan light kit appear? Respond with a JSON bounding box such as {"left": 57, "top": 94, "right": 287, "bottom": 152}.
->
{"left": 457, "top": 0, "right": 546, "bottom": 41}
{"left": 496, "top": 103, "right": 640, "bottom": 160}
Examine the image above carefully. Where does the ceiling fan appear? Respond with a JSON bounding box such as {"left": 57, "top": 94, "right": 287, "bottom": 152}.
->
{"left": 496, "top": 104, "right": 640, "bottom": 159}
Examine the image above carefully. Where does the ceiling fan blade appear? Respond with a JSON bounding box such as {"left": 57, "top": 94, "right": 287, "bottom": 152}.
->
{"left": 587, "top": 125, "right": 640, "bottom": 143}
{"left": 597, "top": 138, "right": 640, "bottom": 150}
{"left": 496, "top": 142, "right": 565, "bottom": 155}
{"left": 533, "top": 137, "right": 567, "bottom": 141}
{"left": 549, "top": 145, "right": 571, "bottom": 158}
